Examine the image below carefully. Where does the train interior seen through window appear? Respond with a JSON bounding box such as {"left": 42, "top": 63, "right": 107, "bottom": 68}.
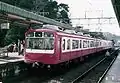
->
{"left": 26, "top": 32, "right": 54, "bottom": 50}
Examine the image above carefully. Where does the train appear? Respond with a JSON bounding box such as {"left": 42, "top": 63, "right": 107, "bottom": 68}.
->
{"left": 24, "top": 25, "right": 113, "bottom": 67}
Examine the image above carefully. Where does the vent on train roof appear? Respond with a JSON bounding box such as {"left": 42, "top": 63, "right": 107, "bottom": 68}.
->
{"left": 64, "top": 29, "right": 76, "bottom": 34}
{"left": 76, "top": 32, "right": 83, "bottom": 36}
{"left": 83, "top": 34, "right": 91, "bottom": 37}
{"left": 42, "top": 24, "right": 62, "bottom": 31}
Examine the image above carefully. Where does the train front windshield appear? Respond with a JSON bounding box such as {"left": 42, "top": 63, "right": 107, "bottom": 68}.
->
{"left": 26, "top": 32, "right": 54, "bottom": 50}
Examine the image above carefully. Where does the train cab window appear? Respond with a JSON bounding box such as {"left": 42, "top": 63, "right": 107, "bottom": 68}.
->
{"left": 44, "top": 32, "right": 54, "bottom": 37}
{"left": 26, "top": 32, "right": 54, "bottom": 50}
{"left": 35, "top": 32, "right": 42, "bottom": 37}
{"left": 35, "top": 32, "right": 54, "bottom": 37}
{"left": 67, "top": 39, "right": 70, "bottom": 50}
{"left": 62, "top": 39, "right": 65, "bottom": 50}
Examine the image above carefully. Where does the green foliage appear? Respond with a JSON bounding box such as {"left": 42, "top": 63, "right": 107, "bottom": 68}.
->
{"left": 44, "top": 1, "right": 58, "bottom": 19}
{"left": 0, "top": 0, "right": 71, "bottom": 47}
{"left": 0, "top": 29, "right": 8, "bottom": 47}
{"left": 18, "top": 0, "right": 33, "bottom": 10}
{"left": 1, "top": 0, "right": 71, "bottom": 24}
{"left": 2, "top": 24, "right": 27, "bottom": 46}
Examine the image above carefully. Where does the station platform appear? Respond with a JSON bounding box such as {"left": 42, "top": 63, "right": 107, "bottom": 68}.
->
{"left": 102, "top": 52, "right": 120, "bottom": 83}
{"left": 0, "top": 52, "right": 24, "bottom": 65}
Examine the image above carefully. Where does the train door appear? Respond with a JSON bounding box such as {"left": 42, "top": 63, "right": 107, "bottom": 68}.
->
{"left": 58, "top": 36, "right": 62, "bottom": 60}
{"left": 60, "top": 37, "right": 71, "bottom": 62}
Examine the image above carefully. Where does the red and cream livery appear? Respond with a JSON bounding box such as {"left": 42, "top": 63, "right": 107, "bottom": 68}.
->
{"left": 24, "top": 26, "right": 113, "bottom": 65}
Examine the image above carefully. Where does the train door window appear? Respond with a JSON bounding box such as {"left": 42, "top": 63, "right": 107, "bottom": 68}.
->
{"left": 99, "top": 42, "right": 101, "bottom": 46}
{"left": 88, "top": 41, "right": 89, "bottom": 48}
{"left": 79, "top": 40, "right": 82, "bottom": 48}
{"left": 67, "top": 39, "right": 71, "bottom": 50}
{"left": 95, "top": 41, "right": 97, "bottom": 47}
{"left": 62, "top": 39, "right": 65, "bottom": 50}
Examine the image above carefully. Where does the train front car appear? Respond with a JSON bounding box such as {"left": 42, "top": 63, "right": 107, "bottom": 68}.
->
{"left": 24, "top": 29, "right": 59, "bottom": 66}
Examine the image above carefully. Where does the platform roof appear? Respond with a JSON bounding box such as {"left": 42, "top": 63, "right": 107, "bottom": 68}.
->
{"left": 111, "top": 0, "right": 120, "bottom": 26}
{"left": 0, "top": 1, "right": 73, "bottom": 29}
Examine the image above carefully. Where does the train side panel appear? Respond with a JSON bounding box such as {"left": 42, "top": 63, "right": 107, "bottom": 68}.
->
{"left": 24, "top": 29, "right": 113, "bottom": 65}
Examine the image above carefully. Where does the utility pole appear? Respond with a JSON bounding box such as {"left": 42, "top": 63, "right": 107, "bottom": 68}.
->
{"left": 71, "top": 10, "right": 116, "bottom": 32}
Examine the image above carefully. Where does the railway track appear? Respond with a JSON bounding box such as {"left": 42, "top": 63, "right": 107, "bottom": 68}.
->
{"left": 43, "top": 52, "right": 108, "bottom": 83}
{"left": 71, "top": 54, "right": 118, "bottom": 83}
{"left": 3, "top": 49, "right": 119, "bottom": 83}
{"left": 45, "top": 49, "right": 119, "bottom": 83}
{"left": 4, "top": 52, "right": 105, "bottom": 83}
{"left": 97, "top": 56, "right": 117, "bottom": 83}
{"left": 71, "top": 57, "right": 106, "bottom": 83}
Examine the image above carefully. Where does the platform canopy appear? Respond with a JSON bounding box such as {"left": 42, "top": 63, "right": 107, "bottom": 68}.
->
{"left": 111, "top": 0, "right": 120, "bottom": 26}
{"left": 0, "top": 1, "right": 73, "bottom": 29}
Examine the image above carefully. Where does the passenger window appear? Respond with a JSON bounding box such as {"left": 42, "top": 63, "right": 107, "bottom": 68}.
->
{"left": 62, "top": 39, "right": 65, "bottom": 50}
{"left": 80, "top": 40, "right": 82, "bottom": 48}
{"left": 35, "top": 32, "right": 42, "bottom": 37}
{"left": 72, "top": 40, "right": 79, "bottom": 49}
{"left": 83, "top": 40, "right": 87, "bottom": 48}
{"left": 67, "top": 39, "right": 70, "bottom": 50}
{"left": 90, "top": 41, "right": 94, "bottom": 47}
{"left": 88, "top": 41, "right": 89, "bottom": 47}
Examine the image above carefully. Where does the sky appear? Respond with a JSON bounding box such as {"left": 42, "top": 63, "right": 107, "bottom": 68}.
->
{"left": 57, "top": 0, "right": 120, "bottom": 36}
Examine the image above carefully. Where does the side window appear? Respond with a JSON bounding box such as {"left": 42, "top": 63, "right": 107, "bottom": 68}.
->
{"left": 76, "top": 40, "right": 79, "bottom": 49}
{"left": 95, "top": 41, "right": 99, "bottom": 47}
{"left": 72, "top": 40, "right": 75, "bottom": 49}
{"left": 72, "top": 40, "right": 79, "bottom": 49}
{"left": 83, "top": 40, "right": 87, "bottom": 48}
{"left": 90, "top": 41, "right": 92, "bottom": 47}
{"left": 100, "top": 42, "right": 101, "bottom": 46}
{"left": 62, "top": 39, "right": 65, "bottom": 50}
{"left": 79, "top": 40, "right": 82, "bottom": 48}
{"left": 91, "top": 41, "right": 94, "bottom": 47}
{"left": 67, "top": 39, "right": 70, "bottom": 50}
{"left": 88, "top": 41, "right": 89, "bottom": 47}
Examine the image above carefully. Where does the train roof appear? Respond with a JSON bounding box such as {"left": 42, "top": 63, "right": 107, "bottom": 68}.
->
{"left": 27, "top": 25, "right": 111, "bottom": 41}
{"left": 27, "top": 28, "right": 110, "bottom": 41}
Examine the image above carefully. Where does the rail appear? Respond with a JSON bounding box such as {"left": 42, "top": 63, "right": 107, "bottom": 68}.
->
{"left": 71, "top": 48, "right": 119, "bottom": 83}
{"left": 71, "top": 57, "right": 106, "bottom": 83}
{"left": 97, "top": 56, "right": 117, "bottom": 83}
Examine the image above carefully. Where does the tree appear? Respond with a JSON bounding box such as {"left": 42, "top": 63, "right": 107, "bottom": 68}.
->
{"left": 0, "top": 0, "right": 71, "bottom": 24}
{"left": 58, "top": 3, "right": 71, "bottom": 24}
{"left": 43, "top": 1, "right": 58, "bottom": 19}
{"left": 32, "top": 0, "right": 48, "bottom": 14}
{"left": 0, "top": 0, "right": 71, "bottom": 46}
{"left": 4, "top": 24, "right": 27, "bottom": 46}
